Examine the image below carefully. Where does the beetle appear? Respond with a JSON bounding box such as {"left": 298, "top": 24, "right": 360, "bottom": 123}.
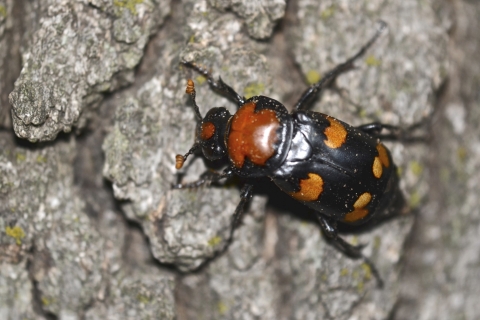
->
{"left": 174, "top": 21, "right": 402, "bottom": 287}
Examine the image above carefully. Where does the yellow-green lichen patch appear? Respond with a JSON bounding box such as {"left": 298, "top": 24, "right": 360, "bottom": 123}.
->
{"left": 36, "top": 155, "right": 47, "bottom": 163}
{"left": 41, "top": 296, "right": 53, "bottom": 306}
{"left": 409, "top": 190, "right": 421, "bottom": 209}
{"left": 365, "top": 55, "right": 382, "bottom": 67}
{"left": 320, "top": 5, "right": 335, "bottom": 20}
{"left": 306, "top": 70, "right": 321, "bottom": 85}
{"left": 340, "top": 268, "right": 349, "bottom": 277}
{"left": 410, "top": 160, "right": 423, "bottom": 176}
{"left": 361, "top": 263, "right": 372, "bottom": 281}
{"left": 217, "top": 301, "right": 228, "bottom": 315}
{"left": 195, "top": 75, "right": 207, "bottom": 86}
{"left": 243, "top": 82, "right": 265, "bottom": 99}
{"left": 5, "top": 226, "right": 25, "bottom": 245}
{"left": 457, "top": 146, "right": 467, "bottom": 162}
{"left": 113, "top": 0, "right": 143, "bottom": 15}
{"left": 137, "top": 293, "right": 151, "bottom": 304}
{"left": 356, "top": 280, "right": 365, "bottom": 292}
{"left": 0, "top": 5, "right": 7, "bottom": 18}
{"left": 16, "top": 152, "right": 26, "bottom": 162}
{"left": 373, "top": 235, "right": 381, "bottom": 250}
{"left": 208, "top": 235, "right": 222, "bottom": 247}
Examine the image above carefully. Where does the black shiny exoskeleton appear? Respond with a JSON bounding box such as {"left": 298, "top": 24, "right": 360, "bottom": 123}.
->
{"left": 175, "top": 22, "right": 401, "bottom": 287}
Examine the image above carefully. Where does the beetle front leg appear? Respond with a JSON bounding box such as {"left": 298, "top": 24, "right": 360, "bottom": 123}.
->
{"left": 172, "top": 168, "right": 234, "bottom": 189}
{"left": 317, "top": 214, "right": 384, "bottom": 288}
{"left": 181, "top": 61, "right": 245, "bottom": 107}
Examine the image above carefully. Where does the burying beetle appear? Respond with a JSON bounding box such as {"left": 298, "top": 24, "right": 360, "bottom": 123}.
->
{"left": 174, "top": 21, "right": 404, "bottom": 287}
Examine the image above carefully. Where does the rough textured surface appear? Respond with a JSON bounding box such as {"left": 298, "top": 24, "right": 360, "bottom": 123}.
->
{"left": 0, "top": 0, "right": 21, "bottom": 130}
{"left": 2, "top": 0, "right": 476, "bottom": 319}
{"left": 9, "top": 0, "right": 170, "bottom": 142}
{"left": 396, "top": 1, "right": 480, "bottom": 319}
{"left": 208, "top": 0, "right": 286, "bottom": 39}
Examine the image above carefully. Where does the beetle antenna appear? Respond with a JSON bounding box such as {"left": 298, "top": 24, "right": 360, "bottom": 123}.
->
{"left": 175, "top": 143, "right": 199, "bottom": 169}
{"left": 186, "top": 79, "right": 203, "bottom": 120}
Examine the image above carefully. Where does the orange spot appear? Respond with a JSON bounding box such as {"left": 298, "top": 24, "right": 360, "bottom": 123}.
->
{"left": 376, "top": 143, "right": 390, "bottom": 167}
{"left": 200, "top": 122, "right": 215, "bottom": 140}
{"left": 372, "top": 156, "right": 383, "bottom": 178}
{"left": 290, "top": 173, "right": 324, "bottom": 201}
{"left": 227, "top": 102, "right": 279, "bottom": 168}
{"left": 186, "top": 79, "right": 195, "bottom": 94}
{"left": 324, "top": 116, "right": 347, "bottom": 148}
{"left": 344, "top": 192, "right": 372, "bottom": 223}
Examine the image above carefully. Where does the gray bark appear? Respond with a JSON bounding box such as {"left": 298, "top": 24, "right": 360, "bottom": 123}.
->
{"left": 0, "top": 0, "right": 476, "bottom": 319}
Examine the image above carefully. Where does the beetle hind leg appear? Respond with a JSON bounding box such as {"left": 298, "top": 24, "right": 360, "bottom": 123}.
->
{"left": 317, "top": 214, "right": 384, "bottom": 288}
{"left": 357, "top": 122, "right": 400, "bottom": 138}
{"left": 294, "top": 21, "right": 387, "bottom": 111}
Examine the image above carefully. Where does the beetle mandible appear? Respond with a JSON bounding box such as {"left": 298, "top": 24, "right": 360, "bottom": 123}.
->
{"left": 174, "top": 21, "right": 401, "bottom": 287}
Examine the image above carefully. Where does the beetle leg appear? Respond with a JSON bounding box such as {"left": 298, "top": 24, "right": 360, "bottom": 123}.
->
{"left": 317, "top": 214, "right": 384, "bottom": 288}
{"left": 229, "top": 184, "right": 254, "bottom": 240}
{"left": 172, "top": 168, "right": 234, "bottom": 189}
{"left": 182, "top": 61, "right": 246, "bottom": 107}
{"left": 294, "top": 21, "right": 387, "bottom": 111}
{"left": 356, "top": 122, "right": 400, "bottom": 137}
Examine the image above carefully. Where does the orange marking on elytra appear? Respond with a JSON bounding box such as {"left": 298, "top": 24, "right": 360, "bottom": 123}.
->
{"left": 372, "top": 156, "right": 383, "bottom": 178}
{"left": 227, "top": 102, "right": 279, "bottom": 168}
{"left": 376, "top": 143, "right": 390, "bottom": 168}
{"left": 290, "top": 173, "right": 324, "bottom": 201}
{"left": 343, "top": 192, "right": 372, "bottom": 223}
{"left": 324, "top": 116, "right": 347, "bottom": 148}
{"left": 200, "top": 122, "right": 215, "bottom": 140}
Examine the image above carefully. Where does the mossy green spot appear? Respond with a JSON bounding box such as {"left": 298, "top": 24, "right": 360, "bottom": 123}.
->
{"left": 16, "top": 153, "right": 26, "bottom": 162}
{"left": 243, "top": 82, "right": 265, "bottom": 99}
{"left": 208, "top": 235, "right": 222, "bottom": 247}
{"left": 340, "top": 268, "right": 349, "bottom": 277}
{"left": 306, "top": 70, "right": 321, "bottom": 85}
{"left": 36, "top": 155, "right": 47, "bottom": 163}
{"left": 361, "top": 262, "right": 372, "bottom": 281}
{"left": 137, "top": 294, "right": 151, "bottom": 304}
{"left": 0, "top": 5, "right": 7, "bottom": 18}
{"left": 457, "top": 146, "right": 467, "bottom": 162}
{"left": 356, "top": 280, "right": 365, "bottom": 292}
{"left": 6, "top": 226, "right": 25, "bottom": 245}
{"left": 41, "top": 296, "right": 54, "bottom": 306}
{"left": 365, "top": 55, "right": 381, "bottom": 67}
{"left": 217, "top": 301, "right": 228, "bottom": 315}
{"left": 352, "top": 270, "right": 360, "bottom": 280}
{"left": 113, "top": 0, "right": 143, "bottom": 15}
{"left": 409, "top": 190, "right": 421, "bottom": 209}
{"left": 410, "top": 161, "right": 423, "bottom": 176}
{"left": 320, "top": 5, "right": 335, "bottom": 19}
{"left": 195, "top": 75, "right": 207, "bottom": 86}
{"left": 373, "top": 235, "right": 381, "bottom": 250}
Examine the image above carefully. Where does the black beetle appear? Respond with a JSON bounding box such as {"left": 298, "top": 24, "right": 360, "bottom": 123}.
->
{"left": 174, "top": 21, "right": 402, "bottom": 287}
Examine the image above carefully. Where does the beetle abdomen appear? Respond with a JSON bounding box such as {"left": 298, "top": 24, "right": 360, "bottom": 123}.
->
{"left": 272, "top": 111, "right": 395, "bottom": 224}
